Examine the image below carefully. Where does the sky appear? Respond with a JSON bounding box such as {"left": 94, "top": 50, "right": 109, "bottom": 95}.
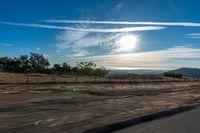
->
{"left": 0, "top": 0, "right": 200, "bottom": 70}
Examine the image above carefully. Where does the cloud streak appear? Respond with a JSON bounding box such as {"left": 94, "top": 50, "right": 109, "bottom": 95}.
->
{"left": 76, "top": 46, "right": 200, "bottom": 69}
{"left": 0, "top": 43, "right": 13, "bottom": 47}
{"left": 0, "top": 22, "right": 164, "bottom": 33}
{"left": 85, "top": 46, "right": 200, "bottom": 61}
{"left": 187, "top": 33, "right": 200, "bottom": 38}
{"left": 46, "top": 20, "right": 200, "bottom": 27}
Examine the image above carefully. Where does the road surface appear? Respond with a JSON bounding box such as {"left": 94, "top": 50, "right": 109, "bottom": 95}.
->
{"left": 114, "top": 107, "right": 200, "bottom": 133}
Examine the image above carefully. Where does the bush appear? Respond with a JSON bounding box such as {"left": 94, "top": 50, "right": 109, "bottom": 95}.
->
{"left": 0, "top": 54, "right": 107, "bottom": 77}
{"left": 164, "top": 72, "right": 183, "bottom": 78}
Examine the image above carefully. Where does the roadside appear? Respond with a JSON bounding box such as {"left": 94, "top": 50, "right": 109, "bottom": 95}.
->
{"left": 0, "top": 82, "right": 200, "bottom": 133}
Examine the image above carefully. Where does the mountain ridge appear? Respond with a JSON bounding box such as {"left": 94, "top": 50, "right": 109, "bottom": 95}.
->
{"left": 170, "top": 67, "right": 200, "bottom": 78}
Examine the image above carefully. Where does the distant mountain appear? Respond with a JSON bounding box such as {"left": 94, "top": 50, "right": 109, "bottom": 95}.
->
{"left": 170, "top": 68, "right": 200, "bottom": 78}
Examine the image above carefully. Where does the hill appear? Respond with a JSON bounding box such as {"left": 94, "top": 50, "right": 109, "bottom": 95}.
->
{"left": 170, "top": 68, "right": 200, "bottom": 78}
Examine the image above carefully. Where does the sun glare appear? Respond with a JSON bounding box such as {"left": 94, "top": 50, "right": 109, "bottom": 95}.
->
{"left": 117, "top": 34, "right": 139, "bottom": 52}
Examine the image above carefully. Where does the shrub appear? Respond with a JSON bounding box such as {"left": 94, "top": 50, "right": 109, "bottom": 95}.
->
{"left": 164, "top": 72, "right": 183, "bottom": 78}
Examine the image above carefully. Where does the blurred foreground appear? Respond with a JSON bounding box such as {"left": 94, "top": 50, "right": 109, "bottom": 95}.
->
{"left": 0, "top": 73, "right": 200, "bottom": 133}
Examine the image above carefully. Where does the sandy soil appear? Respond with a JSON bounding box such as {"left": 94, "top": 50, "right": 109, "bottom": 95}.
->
{"left": 0, "top": 82, "right": 200, "bottom": 133}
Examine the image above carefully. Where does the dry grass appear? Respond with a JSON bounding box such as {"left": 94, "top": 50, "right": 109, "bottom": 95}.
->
{"left": 0, "top": 72, "right": 198, "bottom": 84}
{"left": 0, "top": 73, "right": 200, "bottom": 133}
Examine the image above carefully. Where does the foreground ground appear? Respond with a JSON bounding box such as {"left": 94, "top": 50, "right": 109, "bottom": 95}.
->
{"left": 0, "top": 81, "right": 200, "bottom": 133}
{"left": 114, "top": 107, "right": 200, "bottom": 133}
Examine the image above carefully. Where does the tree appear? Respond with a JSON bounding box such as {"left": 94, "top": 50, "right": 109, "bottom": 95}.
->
{"left": 164, "top": 72, "right": 183, "bottom": 78}
{"left": 52, "top": 64, "right": 63, "bottom": 75}
{"left": 52, "top": 63, "right": 72, "bottom": 75}
{"left": 62, "top": 63, "right": 72, "bottom": 74}
{"left": 29, "top": 53, "right": 50, "bottom": 73}
{"left": 95, "top": 67, "right": 107, "bottom": 77}
{"left": 0, "top": 57, "right": 21, "bottom": 73}
{"left": 75, "top": 62, "right": 107, "bottom": 76}
{"left": 18, "top": 55, "right": 31, "bottom": 73}
{"left": 0, "top": 57, "right": 9, "bottom": 70}
{"left": 76, "top": 61, "right": 96, "bottom": 76}
{"left": 0, "top": 53, "right": 107, "bottom": 77}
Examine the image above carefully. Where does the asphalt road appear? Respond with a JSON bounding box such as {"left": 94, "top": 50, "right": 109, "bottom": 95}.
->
{"left": 114, "top": 107, "right": 200, "bottom": 133}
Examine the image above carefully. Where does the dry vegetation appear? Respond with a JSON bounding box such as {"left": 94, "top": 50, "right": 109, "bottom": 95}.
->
{"left": 0, "top": 72, "right": 198, "bottom": 84}
{"left": 0, "top": 73, "right": 200, "bottom": 133}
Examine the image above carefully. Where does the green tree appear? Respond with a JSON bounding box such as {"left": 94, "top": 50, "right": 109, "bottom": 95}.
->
{"left": 62, "top": 62, "right": 71, "bottom": 74}
{"left": 0, "top": 57, "right": 9, "bottom": 70}
{"left": 0, "top": 53, "right": 107, "bottom": 77}
{"left": 18, "top": 55, "right": 31, "bottom": 73}
{"left": 76, "top": 61, "right": 96, "bottom": 76}
{"left": 29, "top": 53, "right": 50, "bottom": 73}
{"left": 0, "top": 57, "right": 21, "bottom": 72}
{"left": 52, "top": 64, "right": 63, "bottom": 75}
{"left": 164, "top": 72, "right": 183, "bottom": 78}
{"left": 94, "top": 67, "right": 107, "bottom": 77}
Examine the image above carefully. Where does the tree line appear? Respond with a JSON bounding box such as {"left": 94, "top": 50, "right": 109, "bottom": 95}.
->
{"left": 0, "top": 53, "right": 107, "bottom": 77}
{"left": 163, "top": 71, "right": 183, "bottom": 78}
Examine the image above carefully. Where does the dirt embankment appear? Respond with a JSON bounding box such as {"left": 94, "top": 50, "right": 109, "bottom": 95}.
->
{"left": 0, "top": 82, "right": 200, "bottom": 133}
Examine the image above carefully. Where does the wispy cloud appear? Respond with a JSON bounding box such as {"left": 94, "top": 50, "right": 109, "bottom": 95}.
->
{"left": 187, "top": 33, "right": 200, "bottom": 38}
{"left": 45, "top": 20, "right": 200, "bottom": 27}
{"left": 55, "top": 30, "right": 141, "bottom": 57}
{"left": 70, "top": 50, "right": 91, "bottom": 57}
{"left": 85, "top": 46, "right": 200, "bottom": 62}
{"left": 116, "top": 1, "right": 124, "bottom": 11}
{"left": 75, "top": 46, "right": 200, "bottom": 69}
{"left": 56, "top": 31, "right": 88, "bottom": 50}
{"left": 36, "top": 47, "right": 41, "bottom": 51}
{"left": 0, "top": 21, "right": 164, "bottom": 33}
{"left": 55, "top": 30, "right": 123, "bottom": 57}
{"left": 0, "top": 43, "right": 13, "bottom": 47}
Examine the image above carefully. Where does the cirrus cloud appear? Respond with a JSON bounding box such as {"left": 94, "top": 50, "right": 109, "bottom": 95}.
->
{"left": 45, "top": 20, "right": 200, "bottom": 27}
{"left": 0, "top": 21, "right": 165, "bottom": 33}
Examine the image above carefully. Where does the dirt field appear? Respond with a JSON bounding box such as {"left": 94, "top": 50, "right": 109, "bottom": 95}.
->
{"left": 1, "top": 80, "right": 200, "bottom": 133}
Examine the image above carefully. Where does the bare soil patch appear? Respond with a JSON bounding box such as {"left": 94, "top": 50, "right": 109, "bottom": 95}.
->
{"left": 0, "top": 81, "right": 200, "bottom": 133}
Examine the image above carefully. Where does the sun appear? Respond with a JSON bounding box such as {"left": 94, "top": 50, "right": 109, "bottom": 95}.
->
{"left": 117, "top": 34, "right": 139, "bottom": 52}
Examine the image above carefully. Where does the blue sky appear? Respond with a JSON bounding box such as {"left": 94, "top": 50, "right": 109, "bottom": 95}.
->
{"left": 0, "top": 0, "right": 200, "bottom": 70}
